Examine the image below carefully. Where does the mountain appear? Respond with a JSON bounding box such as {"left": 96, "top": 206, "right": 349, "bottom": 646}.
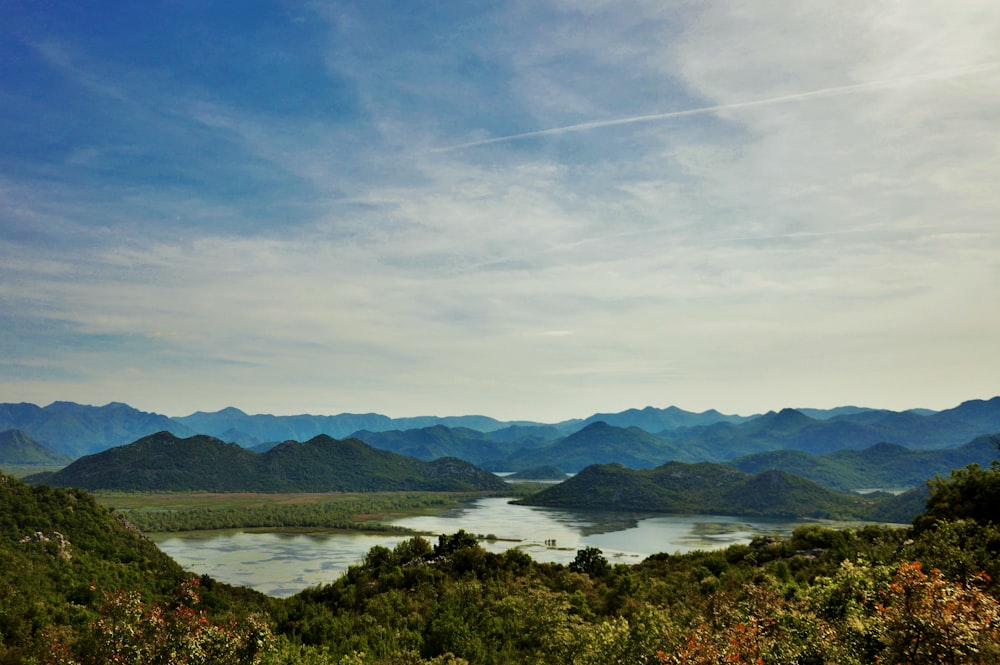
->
{"left": 29, "top": 431, "right": 509, "bottom": 492}
{"left": 729, "top": 434, "right": 1000, "bottom": 491}
{"left": 349, "top": 425, "right": 511, "bottom": 465}
{"left": 505, "top": 465, "right": 568, "bottom": 481}
{"left": 661, "top": 408, "right": 875, "bottom": 459}
{"left": 662, "top": 398, "right": 1000, "bottom": 460}
{"left": 0, "top": 401, "right": 192, "bottom": 458}
{"left": 0, "top": 429, "right": 74, "bottom": 466}
{"left": 519, "top": 461, "right": 892, "bottom": 520}
{"left": 579, "top": 406, "right": 750, "bottom": 432}
{"left": 796, "top": 406, "right": 874, "bottom": 420}
{"left": 820, "top": 397, "right": 1000, "bottom": 449}
{"left": 172, "top": 408, "right": 519, "bottom": 446}
{"left": 6, "top": 395, "right": 1000, "bottom": 469}
{"left": 498, "top": 421, "right": 707, "bottom": 473}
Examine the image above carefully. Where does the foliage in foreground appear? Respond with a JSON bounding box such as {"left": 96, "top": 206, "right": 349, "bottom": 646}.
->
{"left": 2, "top": 459, "right": 1000, "bottom": 664}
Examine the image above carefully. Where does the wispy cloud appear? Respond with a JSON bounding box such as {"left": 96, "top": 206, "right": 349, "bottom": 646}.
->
{"left": 2, "top": 1, "right": 999, "bottom": 419}
{"left": 436, "top": 60, "right": 1000, "bottom": 152}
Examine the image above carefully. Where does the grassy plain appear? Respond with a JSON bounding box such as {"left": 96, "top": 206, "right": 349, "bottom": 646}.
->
{"left": 92, "top": 489, "right": 527, "bottom": 533}
{"left": 0, "top": 464, "right": 65, "bottom": 478}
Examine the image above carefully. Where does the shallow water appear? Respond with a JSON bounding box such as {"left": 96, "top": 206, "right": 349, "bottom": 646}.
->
{"left": 152, "top": 497, "right": 842, "bottom": 597}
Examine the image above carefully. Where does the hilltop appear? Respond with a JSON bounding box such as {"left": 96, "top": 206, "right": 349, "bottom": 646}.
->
{"left": 519, "top": 460, "right": 912, "bottom": 520}
{"left": 27, "top": 431, "right": 508, "bottom": 492}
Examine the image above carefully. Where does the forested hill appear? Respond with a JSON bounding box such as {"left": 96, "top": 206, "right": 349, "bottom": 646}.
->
{"left": 27, "top": 431, "right": 508, "bottom": 492}
{"left": 4, "top": 458, "right": 1000, "bottom": 663}
{"left": 519, "top": 460, "right": 912, "bottom": 520}
{"left": 0, "top": 472, "right": 187, "bottom": 638}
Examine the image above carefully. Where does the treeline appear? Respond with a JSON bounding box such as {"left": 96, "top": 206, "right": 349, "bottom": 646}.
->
{"left": 115, "top": 493, "right": 465, "bottom": 533}
{"left": 3, "top": 461, "right": 1000, "bottom": 664}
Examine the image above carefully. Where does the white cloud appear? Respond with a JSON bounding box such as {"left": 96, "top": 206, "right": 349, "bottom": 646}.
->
{"left": 3, "top": 1, "right": 999, "bottom": 419}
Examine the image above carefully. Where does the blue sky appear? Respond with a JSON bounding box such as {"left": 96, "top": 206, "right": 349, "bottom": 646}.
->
{"left": 2, "top": 1, "right": 998, "bottom": 421}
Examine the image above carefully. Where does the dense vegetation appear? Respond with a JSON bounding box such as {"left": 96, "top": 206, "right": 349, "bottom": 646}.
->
{"left": 96, "top": 491, "right": 514, "bottom": 533}
{"left": 518, "top": 460, "right": 917, "bottom": 521}
{"left": 26, "top": 432, "right": 508, "bottom": 493}
{"left": 2, "top": 455, "right": 1000, "bottom": 664}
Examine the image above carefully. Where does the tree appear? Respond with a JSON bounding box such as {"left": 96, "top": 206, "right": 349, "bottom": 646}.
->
{"left": 48, "top": 579, "right": 275, "bottom": 665}
{"left": 434, "top": 531, "right": 479, "bottom": 557}
{"left": 874, "top": 561, "right": 1000, "bottom": 665}
{"left": 569, "top": 547, "right": 611, "bottom": 578}
{"left": 918, "top": 462, "right": 1000, "bottom": 529}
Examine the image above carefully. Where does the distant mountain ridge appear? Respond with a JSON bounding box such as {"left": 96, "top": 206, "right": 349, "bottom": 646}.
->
{"left": 0, "top": 429, "right": 74, "bottom": 466}
{"left": 0, "top": 400, "right": 749, "bottom": 458}
{"left": 27, "top": 431, "right": 509, "bottom": 493}
{"left": 3, "top": 398, "right": 999, "bottom": 477}
{"left": 0, "top": 402, "right": 194, "bottom": 458}
{"left": 661, "top": 398, "right": 1000, "bottom": 460}
{"left": 728, "top": 434, "right": 1000, "bottom": 491}
{"left": 493, "top": 421, "right": 707, "bottom": 473}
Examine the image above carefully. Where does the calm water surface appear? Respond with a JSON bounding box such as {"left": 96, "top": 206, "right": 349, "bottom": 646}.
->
{"left": 152, "top": 497, "right": 845, "bottom": 597}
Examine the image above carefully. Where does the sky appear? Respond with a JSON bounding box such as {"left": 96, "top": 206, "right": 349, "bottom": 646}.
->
{"left": 1, "top": 1, "right": 999, "bottom": 422}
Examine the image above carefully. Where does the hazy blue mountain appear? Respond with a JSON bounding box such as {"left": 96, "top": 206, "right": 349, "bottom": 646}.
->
{"left": 173, "top": 403, "right": 753, "bottom": 449}
{"left": 349, "top": 425, "right": 512, "bottom": 465}
{"left": 480, "top": 424, "right": 565, "bottom": 447}
{"left": 662, "top": 408, "right": 883, "bottom": 460}
{"left": 5, "top": 395, "right": 999, "bottom": 466}
{"left": 662, "top": 398, "right": 1000, "bottom": 460}
{"left": 28, "top": 431, "right": 509, "bottom": 492}
{"left": 580, "top": 405, "right": 750, "bottom": 432}
{"left": 0, "top": 401, "right": 193, "bottom": 458}
{"left": 173, "top": 408, "right": 523, "bottom": 445}
{"left": 0, "top": 429, "right": 74, "bottom": 466}
{"left": 498, "top": 421, "right": 710, "bottom": 473}
{"left": 796, "top": 406, "right": 874, "bottom": 420}
{"left": 729, "top": 434, "right": 1000, "bottom": 491}
{"left": 823, "top": 397, "right": 1000, "bottom": 449}
{"left": 173, "top": 407, "right": 391, "bottom": 443}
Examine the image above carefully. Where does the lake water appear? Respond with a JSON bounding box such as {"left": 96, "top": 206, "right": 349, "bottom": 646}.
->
{"left": 152, "top": 497, "right": 848, "bottom": 597}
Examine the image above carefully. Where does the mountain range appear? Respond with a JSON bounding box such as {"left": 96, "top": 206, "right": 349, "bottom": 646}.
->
{"left": 26, "top": 431, "right": 509, "bottom": 493}
{"left": 519, "top": 460, "right": 918, "bottom": 521}
{"left": 0, "top": 429, "right": 74, "bottom": 466}
{"left": 0, "top": 400, "right": 750, "bottom": 457}
{"left": 4, "top": 398, "right": 1000, "bottom": 492}
{"left": 728, "top": 434, "right": 1000, "bottom": 491}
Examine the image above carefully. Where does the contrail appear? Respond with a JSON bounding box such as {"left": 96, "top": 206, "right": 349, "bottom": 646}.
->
{"left": 434, "top": 61, "right": 1000, "bottom": 152}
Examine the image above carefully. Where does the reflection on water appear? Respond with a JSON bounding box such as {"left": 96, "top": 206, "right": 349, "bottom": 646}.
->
{"left": 152, "top": 497, "right": 835, "bottom": 597}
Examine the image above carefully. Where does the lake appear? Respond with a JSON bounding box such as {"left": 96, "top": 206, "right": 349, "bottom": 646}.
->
{"left": 152, "top": 497, "right": 853, "bottom": 597}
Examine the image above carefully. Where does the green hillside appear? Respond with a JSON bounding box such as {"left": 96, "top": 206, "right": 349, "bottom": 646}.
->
{"left": 4, "top": 459, "right": 1000, "bottom": 664}
{"left": 520, "top": 460, "right": 891, "bottom": 519}
{"left": 30, "top": 432, "right": 509, "bottom": 492}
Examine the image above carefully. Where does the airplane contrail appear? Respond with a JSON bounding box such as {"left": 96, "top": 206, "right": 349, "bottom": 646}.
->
{"left": 434, "top": 61, "right": 1000, "bottom": 152}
